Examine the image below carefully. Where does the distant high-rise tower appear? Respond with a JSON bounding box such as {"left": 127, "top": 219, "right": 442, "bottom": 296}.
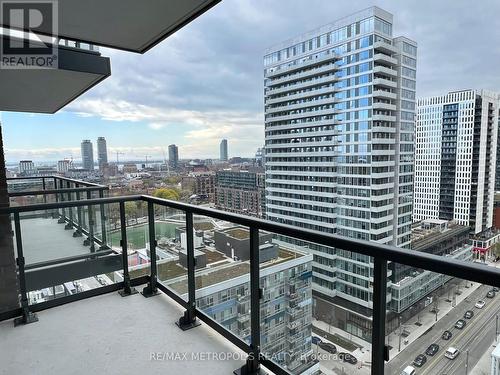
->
{"left": 414, "top": 89, "right": 499, "bottom": 234}
{"left": 18, "top": 160, "right": 35, "bottom": 176}
{"left": 220, "top": 139, "right": 228, "bottom": 161}
{"left": 97, "top": 137, "right": 108, "bottom": 170}
{"left": 168, "top": 144, "right": 179, "bottom": 168}
{"left": 81, "top": 140, "right": 94, "bottom": 171}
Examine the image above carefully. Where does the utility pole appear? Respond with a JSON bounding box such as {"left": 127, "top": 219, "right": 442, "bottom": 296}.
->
{"left": 496, "top": 315, "right": 499, "bottom": 343}
{"left": 398, "top": 316, "right": 402, "bottom": 352}
{"left": 465, "top": 349, "right": 469, "bottom": 375}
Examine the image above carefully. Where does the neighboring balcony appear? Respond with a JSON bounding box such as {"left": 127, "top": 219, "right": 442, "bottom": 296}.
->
{"left": 373, "top": 41, "right": 398, "bottom": 55}
{"left": 373, "top": 102, "right": 397, "bottom": 111}
{"left": 373, "top": 90, "right": 397, "bottom": 100}
{"left": 373, "top": 65, "right": 398, "bottom": 78}
{"left": 373, "top": 77, "right": 398, "bottom": 89}
{"left": 265, "top": 52, "right": 341, "bottom": 78}
{"left": 373, "top": 53, "right": 398, "bottom": 66}
{"left": 0, "top": 37, "right": 110, "bottom": 113}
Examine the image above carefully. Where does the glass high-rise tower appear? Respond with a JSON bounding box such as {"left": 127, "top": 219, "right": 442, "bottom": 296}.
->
{"left": 97, "top": 137, "right": 108, "bottom": 170}
{"left": 81, "top": 139, "right": 94, "bottom": 171}
{"left": 263, "top": 6, "right": 417, "bottom": 339}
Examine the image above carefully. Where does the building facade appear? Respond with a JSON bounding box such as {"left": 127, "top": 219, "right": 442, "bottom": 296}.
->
{"left": 97, "top": 137, "right": 108, "bottom": 170}
{"left": 168, "top": 144, "right": 179, "bottom": 168}
{"left": 263, "top": 7, "right": 416, "bottom": 339}
{"left": 220, "top": 139, "right": 228, "bottom": 161}
{"left": 165, "top": 228, "right": 314, "bottom": 374}
{"left": 215, "top": 170, "right": 265, "bottom": 217}
{"left": 80, "top": 139, "right": 94, "bottom": 171}
{"left": 413, "top": 90, "right": 500, "bottom": 234}
{"left": 18, "top": 160, "right": 35, "bottom": 176}
{"left": 57, "top": 159, "right": 73, "bottom": 174}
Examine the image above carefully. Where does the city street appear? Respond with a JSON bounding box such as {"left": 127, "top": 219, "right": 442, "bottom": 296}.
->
{"left": 386, "top": 284, "right": 500, "bottom": 374}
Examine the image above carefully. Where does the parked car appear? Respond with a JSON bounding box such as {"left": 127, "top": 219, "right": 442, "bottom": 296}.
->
{"left": 493, "top": 287, "right": 499, "bottom": 292}
{"left": 339, "top": 352, "right": 358, "bottom": 364}
{"left": 445, "top": 347, "right": 459, "bottom": 360}
{"left": 311, "top": 336, "right": 322, "bottom": 345}
{"left": 464, "top": 310, "right": 474, "bottom": 319}
{"left": 401, "top": 365, "right": 416, "bottom": 375}
{"left": 487, "top": 290, "right": 496, "bottom": 298}
{"left": 425, "top": 343, "right": 439, "bottom": 356}
{"left": 413, "top": 354, "right": 427, "bottom": 367}
{"left": 318, "top": 342, "right": 337, "bottom": 354}
{"left": 442, "top": 330, "right": 452, "bottom": 340}
{"left": 455, "top": 319, "right": 466, "bottom": 329}
{"left": 475, "top": 300, "right": 486, "bottom": 309}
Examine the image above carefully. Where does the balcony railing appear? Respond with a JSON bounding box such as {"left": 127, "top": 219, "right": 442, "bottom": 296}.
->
{"left": 2, "top": 190, "right": 500, "bottom": 375}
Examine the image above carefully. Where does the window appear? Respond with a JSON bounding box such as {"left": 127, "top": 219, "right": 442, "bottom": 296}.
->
{"left": 374, "top": 17, "right": 392, "bottom": 35}
{"left": 402, "top": 67, "right": 416, "bottom": 79}
{"left": 402, "top": 42, "right": 417, "bottom": 56}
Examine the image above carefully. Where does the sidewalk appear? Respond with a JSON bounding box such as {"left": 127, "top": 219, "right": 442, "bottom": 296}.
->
{"left": 313, "top": 280, "right": 482, "bottom": 367}
{"left": 313, "top": 318, "right": 372, "bottom": 366}
{"left": 387, "top": 281, "right": 481, "bottom": 360}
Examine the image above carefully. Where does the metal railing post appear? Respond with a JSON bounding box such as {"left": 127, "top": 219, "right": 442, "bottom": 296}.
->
{"left": 118, "top": 201, "right": 137, "bottom": 296}
{"left": 13, "top": 212, "right": 38, "bottom": 326}
{"left": 98, "top": 189, "right": 109, "bottom": 249}
{"left": 52, "top": 177, "right": 59, "bottom": 219}
{"left": 142, "top": 201, "right": 159, "bottom": 297}
{"left": 234, "top": 226, "right": 265, "bottom": 375}
{"left": 371, "top": 257, "right": 388, "bottom": 375}
{"left": 74, "top": 183, "right": 83, "bottom": 237}
{"left": 42, "top": 177, "right": 48, "bottom": 218}
{"left": 177, "top": 210, "right": 200, "bottom": 330}
{"left": 83, "top": 190, "right": 95, "bottom": 252}
{"left": 64, "top": 181, "right": 74, "bottom": 230}
{"left": 57, "top": 179, "right": 66, "bottom": 224}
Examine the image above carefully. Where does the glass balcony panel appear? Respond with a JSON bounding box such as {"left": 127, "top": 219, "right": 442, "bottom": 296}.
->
{"left": 385, "top": 255, "right": 495, "bottom": 375}
{"left": 191, "top": 215, "right": 252, "bottom": 343}
{"left": 11, "top": 203, "right": 122, "bottom": 306}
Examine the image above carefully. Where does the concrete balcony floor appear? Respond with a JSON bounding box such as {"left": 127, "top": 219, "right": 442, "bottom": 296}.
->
{"left": 0, "top": 291, "right": 246, "bottom": 375}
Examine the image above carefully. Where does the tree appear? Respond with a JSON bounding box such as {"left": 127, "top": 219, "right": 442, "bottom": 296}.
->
{"left": 153, "top": 188, "right": 180, "bottom": 201}
{"left": 124, "top": 201, "right": 138, "bottom": 225}
{"left": 164, "top": 176, "right": 181, "bottom": 185}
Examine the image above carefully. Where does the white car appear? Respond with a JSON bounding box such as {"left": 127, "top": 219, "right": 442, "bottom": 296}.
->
{"left": 401, "top": 365, "right": 416, "bottom": 375}
{"left": 475, "top": 300, "right": 486, "bottom": 309}
{"left": 445, "top": 347, "right": 459, "bottom": 360}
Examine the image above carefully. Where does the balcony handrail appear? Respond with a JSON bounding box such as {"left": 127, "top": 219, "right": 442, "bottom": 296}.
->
{"left": 24, "top": 249, "right": 115, "bottom": 271}
{"left": 2, "top": 193, "right": 499, "bottom": 375}
{"left": 7, "top": 175, "right": 107, "bottom": 189}
{"left": 2, "top": 194, "right": 499, "bottom": 285}
{"left": 8, "top": 186, "right": 107, "bottom": 197}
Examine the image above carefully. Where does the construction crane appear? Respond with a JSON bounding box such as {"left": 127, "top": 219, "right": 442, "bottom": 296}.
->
{"left": 144, "top": 155, "right": 151, "bottom": 169}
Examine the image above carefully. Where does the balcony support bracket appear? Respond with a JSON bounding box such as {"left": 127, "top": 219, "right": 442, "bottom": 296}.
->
{"left": 233, "top": 350, "right": 266, "bottom": 375}
{"left": 14, "top": 310, "right": 38, "bottom": 327}
{"left": 176, "top": 308, "right": 200, "bottom": 331}
{"left": 141, "top": 283, "right": 159, "bottom": 298}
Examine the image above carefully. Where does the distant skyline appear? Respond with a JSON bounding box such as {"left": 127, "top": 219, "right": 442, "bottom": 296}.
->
{"left": 2, "top": 0, "right": 500, "bottom": 162}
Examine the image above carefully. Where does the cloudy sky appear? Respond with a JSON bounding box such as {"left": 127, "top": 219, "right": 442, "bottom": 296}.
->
{"left": 2, "top": 0, "right": 500, "bottom": 163}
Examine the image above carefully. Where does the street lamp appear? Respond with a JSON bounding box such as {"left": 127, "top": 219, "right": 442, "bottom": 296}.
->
{"left": 496, "top": 315, "right": 499, "bottom": 343}
{"left": 465, "top": 349, "right": 469, "bottom": 375}
{"left": 398, "top": 316, "right": 402, "bottom": 352}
